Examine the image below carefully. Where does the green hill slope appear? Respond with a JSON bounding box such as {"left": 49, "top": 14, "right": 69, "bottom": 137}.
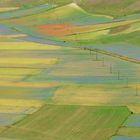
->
{"left": 0, "top": 0, "right": 140, "bottom": 17}
{"left": 1, "top": 3, "right": 112, "bottom": 25}
{"left": 0, "top": 4, "right": 55, "bottom": 20}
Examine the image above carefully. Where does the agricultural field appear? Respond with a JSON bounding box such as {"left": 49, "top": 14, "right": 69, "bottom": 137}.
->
{"left": 0, "top": 105, "right": 130, "bottom": 140}
{"left": 0, "top": 0, "right": 139, "bottom": 140}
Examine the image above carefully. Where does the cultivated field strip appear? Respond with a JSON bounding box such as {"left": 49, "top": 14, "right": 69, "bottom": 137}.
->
{"left": 0, "top": 105, "right": 130, "bottom": 140}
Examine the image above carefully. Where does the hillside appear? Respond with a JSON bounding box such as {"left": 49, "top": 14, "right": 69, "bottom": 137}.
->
{"left": 0, "top": 3, "right": 139, "bottom": 62}
{"left": 0, "top": 0, "right": 140, "bottom": 17}
{"left": 0, "top": 3, "right": 112, "bottom": 25}
{"left": 0, "top": 4, "right": 55, "bottom": 20}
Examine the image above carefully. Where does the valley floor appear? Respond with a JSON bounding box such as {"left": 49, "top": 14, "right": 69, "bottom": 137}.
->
{"left": 0, "top": 41, "right": 139, "bottom": 140}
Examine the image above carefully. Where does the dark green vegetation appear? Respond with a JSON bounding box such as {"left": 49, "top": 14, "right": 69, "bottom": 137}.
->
{"left": 0, "top": 105, "right": 130, "bottom": 140}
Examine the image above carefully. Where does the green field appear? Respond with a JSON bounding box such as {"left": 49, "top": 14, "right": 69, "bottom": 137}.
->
{"left": 0, "top": 105, "right": 130, "bottom": 140}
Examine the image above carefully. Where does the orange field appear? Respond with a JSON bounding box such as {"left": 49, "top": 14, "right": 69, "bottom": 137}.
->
{"left": 36, "top": 23, "right": 76, "bottom": 36}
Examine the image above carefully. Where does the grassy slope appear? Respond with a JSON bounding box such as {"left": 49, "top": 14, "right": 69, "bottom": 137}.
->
{"left": 0, "top": 4, "right": 55, "bottom": 20}
{"left": 78, "top": 0, "right": 140, "bottom": 17}
{"left": 1, "top": 3, "right": 139, "bottom": 48}
{"left": 0, "top": 2, "right": 139, "bottom": 45}
{"left": 0, "top": 105, "right": 130, "bottom": 140}
{"left": 78, "top": 31, "right": 140, "bottom": 47}
{"left": 0, "top": 3, "right": 112, "bottom": 25}
{"left": 0, "top": 0, "right": 140, "bottom": 17}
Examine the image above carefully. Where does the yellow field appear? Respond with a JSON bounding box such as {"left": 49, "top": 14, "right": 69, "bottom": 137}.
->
{"left": 127, "top": 104, "right": 140, "bottom": 113}
{"left": 0, "top": 34, "right": 27, "bottom": 38}
{"left": 118, "top": 127, "right": 140, "bottom": 137}
{"left": 0, "top": 99, "right": 45, "bottom": 107}
{"left": 0, "top": 42, "right": 61, "bottom": 50}
{"left": 90, "top": 12, "right": 113, "bottom": 19}
{"left": 0, "top": 127, "right": 7, "bottom": 133}
{"left": 0, "top": 75, "right": 22, "bottom": 81}
{"left": 0, "top": 68, "right": 42, "bottom": 82}
{"left": 0, "top": 7, "right": 19, "bottom": 12}
{"left": 0, "top": 81, "right": 58, "bottom": 88}
{"left": 129, "top": 84, "right": 140, "bottom": 89}
{"left": 51, "top": 84, "right": 140, "bottom": 105}
{"left": 0, "top": 57, "right": 58, "bottom": 65}
{"left": 0, "top": 106, "right": 39, "bottom": 114}
{"left": 0, "top": 68, "right": 41, "bottom": 75}
{"left": 62, "top": 29, "right": 109, "bottom": 41}
{"left": 52, "top": 84, "right": 119, "bottom": 105}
